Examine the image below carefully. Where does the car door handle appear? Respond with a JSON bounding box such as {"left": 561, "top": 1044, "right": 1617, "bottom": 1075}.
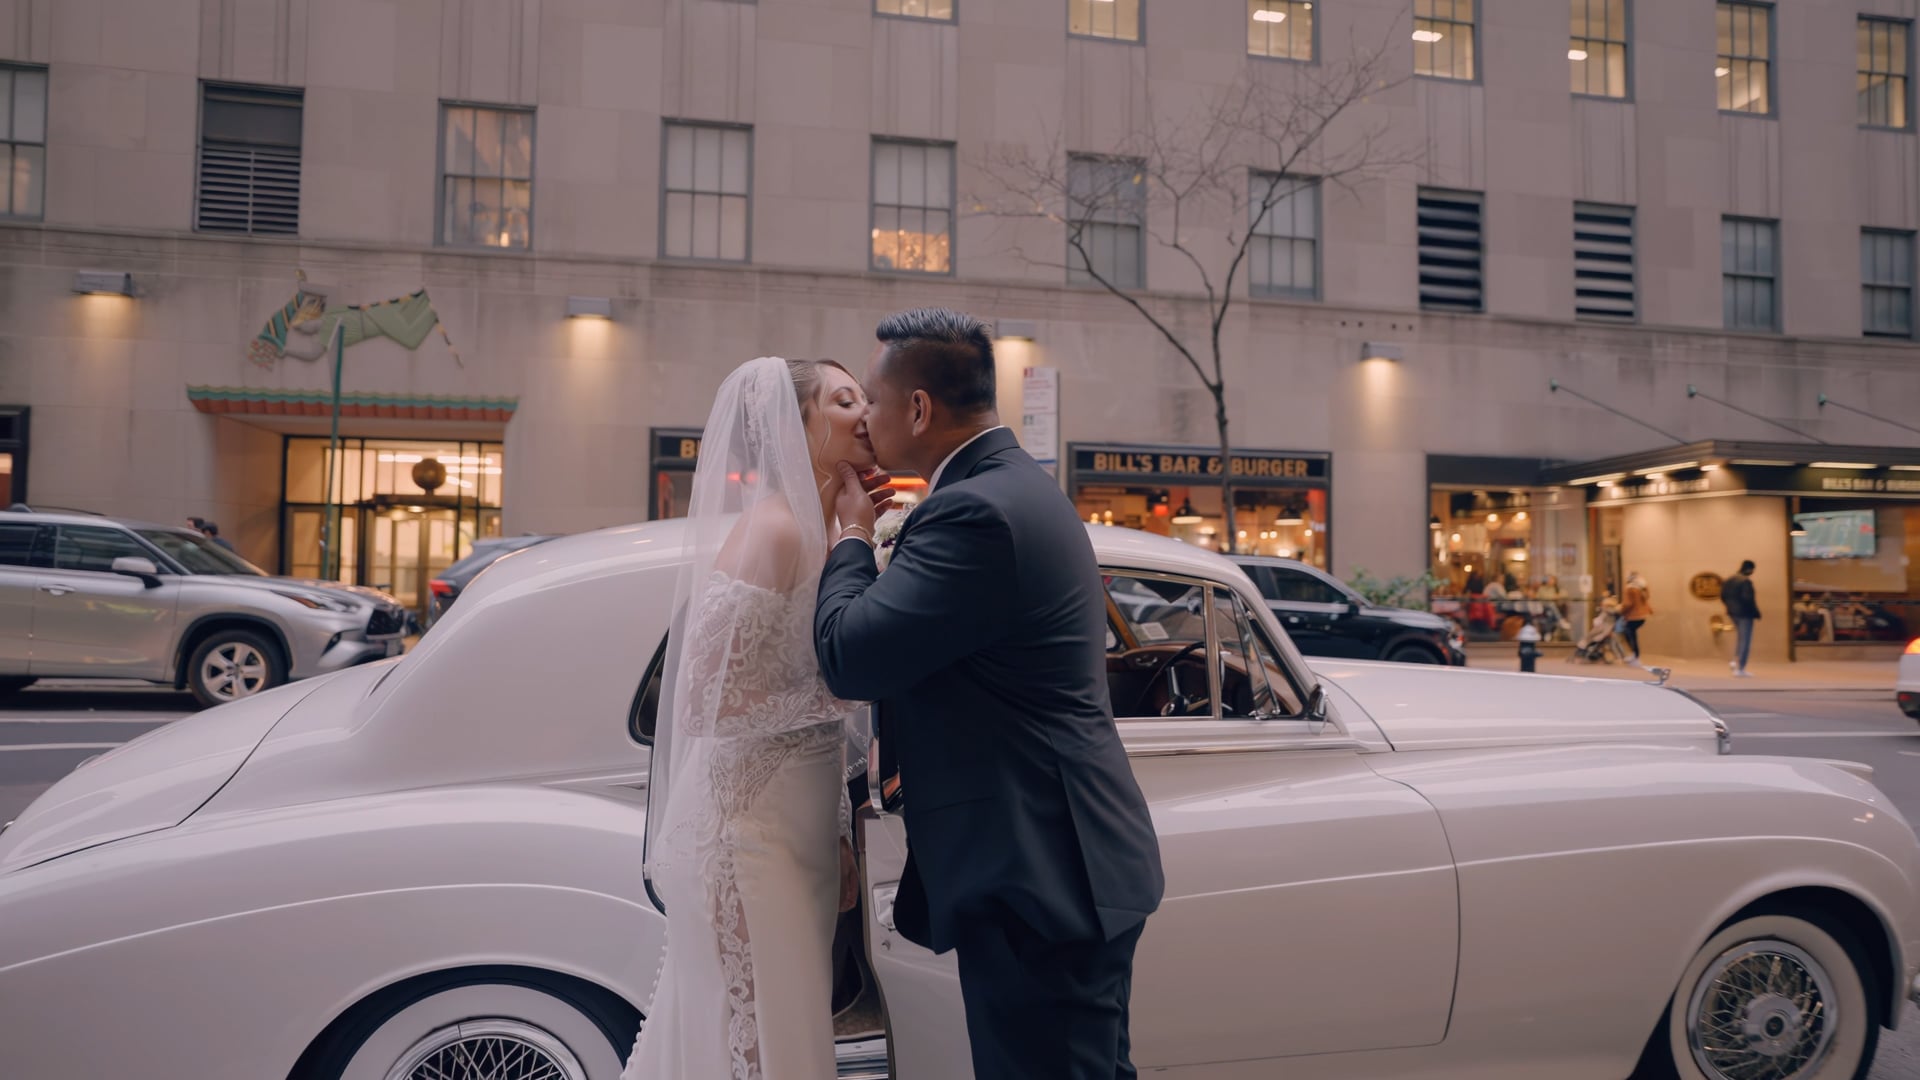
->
{"left": 37, "top": 584, "right": 74, "bottom": 597}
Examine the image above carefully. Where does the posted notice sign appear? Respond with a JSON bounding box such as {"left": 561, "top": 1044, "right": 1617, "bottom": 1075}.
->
{"left": 1022, "top": 366, "right": 1060, "bottom": 476}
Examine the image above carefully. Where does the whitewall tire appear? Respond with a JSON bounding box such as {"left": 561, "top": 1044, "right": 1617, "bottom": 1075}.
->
{"left": 309, "top": 977, "right": 636, "bottom": 1080}
{"left": 1656, "top": 913, "right": 1879, "bottom": 1080}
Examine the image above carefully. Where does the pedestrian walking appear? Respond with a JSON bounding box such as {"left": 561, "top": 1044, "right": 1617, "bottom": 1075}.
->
{"left": 200, "top": 519, "right": 238, "bottom": 553}
{"left": 1620, "top": 571, "right": 1654, "bottom": 666}
{"left": 1722, "top": 559, "right": 1761, "bottom": 678}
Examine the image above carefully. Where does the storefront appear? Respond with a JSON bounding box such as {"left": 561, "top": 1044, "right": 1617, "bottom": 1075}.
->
{"left": 649, "top": 428, "right": 703, "bottom": 521}
{"left": 1543, "top": 440, "right": 1920, "bottom": 662}
{"left": 0, "top": 406, "right": 27, "bottom": 506}
{"left": 1066, "top": 443, "right": 1332, "bottom": 565}
{"left": 282, "top": 436, "right": 506, "bottom": 616}
{"left": 1425, "top": 456, "right": 1589, "bottom": 643}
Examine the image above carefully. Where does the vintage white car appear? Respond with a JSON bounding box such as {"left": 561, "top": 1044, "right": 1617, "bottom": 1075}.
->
{"left": 1, "top": 521, "right": 1917, "bottom": 1080}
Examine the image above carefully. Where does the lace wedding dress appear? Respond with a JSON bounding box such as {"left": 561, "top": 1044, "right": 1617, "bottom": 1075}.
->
{"left": 624, "top": 357, "right": 863, "bottom": 1080}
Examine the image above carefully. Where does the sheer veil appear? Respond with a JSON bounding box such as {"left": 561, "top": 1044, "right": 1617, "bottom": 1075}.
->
{"left": 645, "top": 355, "right": 830, "bottom": 891}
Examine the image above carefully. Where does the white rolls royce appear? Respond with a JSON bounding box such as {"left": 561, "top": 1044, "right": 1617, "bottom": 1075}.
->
{"left": 0, "top": 521, "right": 1916, "bottom": 1080}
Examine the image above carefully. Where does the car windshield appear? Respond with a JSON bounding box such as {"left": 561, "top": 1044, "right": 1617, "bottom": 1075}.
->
{"left": 136, "top": 529, "right": 268, "bottom": 576}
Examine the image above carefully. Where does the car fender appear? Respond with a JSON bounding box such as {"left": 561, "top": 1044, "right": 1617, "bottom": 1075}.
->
{"left": 0, "top": 785, "right": 660, "bottom": 1080}
{"left": 1370, "top": 748, "right": 1920, "bottom": 1069}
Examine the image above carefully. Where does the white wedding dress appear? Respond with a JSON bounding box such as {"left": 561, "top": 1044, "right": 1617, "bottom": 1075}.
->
{"left": 624, "top": 357, "right": 862, "bottom": 1080}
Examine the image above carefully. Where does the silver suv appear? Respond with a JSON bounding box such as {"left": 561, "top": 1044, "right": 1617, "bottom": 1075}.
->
{"left": 0, "top": 508, "right": 406, "bottom": 707}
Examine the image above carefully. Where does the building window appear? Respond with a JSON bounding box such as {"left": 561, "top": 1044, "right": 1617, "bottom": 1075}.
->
{"left": 1250, "top": 174, "right": 1317, "bottom": 299}
{"left": 871, "top": 140, "right": 953, "bottom": 274}
{"left": 662, "top": 122, "right": 751, "bottom": 262}
{"left": 0, "top": 65, "right": 46, "bottom": 220}
{"left": 439, "top": 105, "right": 533, "bottom": 250}
{"left": 1067, "top": 155, "right": 1146, "bottom": 289}
{"left": 1570, "top": 0, "right": 1628, "bottom": 98}
{"left": 877, "top": 0, "right": 953, "bottom": 19}
{"left": 1070, "top": 0, "right": 1141, "bottom": 42}
{"left": 1417, "top": 188, "right": 1483, "bottom": 313}
{"left": 1249, "top": 1, "right": 1314, "bottom": 62}
{"left": 1716, "top": 2, "right": 1772, "bottom": 115}
{"left": 1862, "top": 229, "right": 1914, "bottom": 338}
{"left": 1721, "top": 217, "right": 1778, "bottom": 331}
{"left": 1413, "top": 0, "right": 1475, "bottom": 81}
{"left": 1859, "top": 18, "right": 1910, "bottom": 129}
{"left": 0, "top": 405, "right": 27, "bottom": 505}
{"left": 196, "top": 83, "right": 302, "bottom": 236}
{"left": 1573, "top": 202, "right": 1636, "bottom": 322}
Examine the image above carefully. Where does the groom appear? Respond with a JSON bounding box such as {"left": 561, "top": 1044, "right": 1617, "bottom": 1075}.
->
{"left": 815, "top": 308, "right": 1164, "bottom": 1078}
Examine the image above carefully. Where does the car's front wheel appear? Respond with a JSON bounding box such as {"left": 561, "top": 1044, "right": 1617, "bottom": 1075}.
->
{"left": 1641, "top": 911, "right": 1880, "bottom": 1080}
{"left": 1385, "top": 644, "right": 1442, "bottom": 664}
{"left": 294, "top": 969, "right": 639, "bottom": 1080}
{"left": 185, "top": 629, "right": 285, "bottom": 708}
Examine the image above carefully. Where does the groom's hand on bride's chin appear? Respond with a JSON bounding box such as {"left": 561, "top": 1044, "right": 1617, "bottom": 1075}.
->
{"left": 834, "top": 462, "right": 894, "bottom": 533}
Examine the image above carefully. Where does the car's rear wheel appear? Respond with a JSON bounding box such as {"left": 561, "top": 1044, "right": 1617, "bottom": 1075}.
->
{"left": 294, "top": 970, "right": 639, "bottom": 1080}
{"left": 185, "top": 629, "right": 284, "bottom": 708}
{"left": 1385, "top": 645, "right": 1442, "bottom": 664}
{"left": 1640, "top": 912, "right": 1879, "bottom": 1080}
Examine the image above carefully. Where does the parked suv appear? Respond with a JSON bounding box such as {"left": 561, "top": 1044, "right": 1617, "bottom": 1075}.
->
{"left": 1229, "top": 555, "right": 1467, "bottom": 666}
{"left": 0, "top": 508, "right": 406, "bottom": 707}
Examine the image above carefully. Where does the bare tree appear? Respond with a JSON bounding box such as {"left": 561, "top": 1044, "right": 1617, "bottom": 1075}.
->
{"left": 971, "top": 37, "right": 1413, "bottom": 546}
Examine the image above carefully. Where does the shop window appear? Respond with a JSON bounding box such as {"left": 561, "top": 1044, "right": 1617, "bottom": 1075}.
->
{"left": 0, "top": 405, "right": 26, "bottom": 505}
{"left": 1574, "top": 202, "right": 1636, "bottom": 322}
{"left": 1429, "top": 487, "right": 1588, "bottom": 644}
{"left": 1570, "top": 0, "right": 1628, "bottom": 98}
{"left": 1790, "top": 502, "right": 1919, "bottom": 646}
{"left": 1417, "top": 188, "right": 1483, "bottom": 313}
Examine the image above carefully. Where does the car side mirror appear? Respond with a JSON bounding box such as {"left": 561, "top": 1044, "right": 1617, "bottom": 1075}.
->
{"left": 1345, "top": 600, "right": 1361, "bottom": 618}
{"left": 1304, "top": 684, "right": 1331, "bottom": 733}
{"left": 111, "top": 556, "right": 162, "bottom": 588}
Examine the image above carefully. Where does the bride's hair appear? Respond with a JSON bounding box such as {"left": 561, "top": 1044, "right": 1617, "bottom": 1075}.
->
{"left": 786, "top": 358, "right": 853, "bottom": 420}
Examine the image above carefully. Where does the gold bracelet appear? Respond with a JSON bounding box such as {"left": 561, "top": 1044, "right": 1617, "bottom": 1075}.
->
{"left": 840, "top": 524, "right": 873, "bottom": 544}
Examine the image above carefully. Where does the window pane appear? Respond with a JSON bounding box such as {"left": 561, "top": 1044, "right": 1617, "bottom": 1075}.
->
{"left": 445, "top": 108, "right": 475, "bottom": 175}
{"left": 721, "top": 129, "right": 749, "bottom": 195}
{"left": 502, "top": 110, "right": 532, "bottom": 178}
{"left": 925, "top": 145, "right": 951, "bottom": 206}
{"left": 473, "top": 109, "right": 504, "bottom": 176}
{"left": 872, "top": 204, "right": 899, "bottom": 269}
{"left": 666, "top": 125, "right": 693, "bottom": 190}
{"left": 13, "top": 70, "right": 44, "bottom": 144}
{"left": 720, "top": 194, "right": 747, "bottom": 260}
{"left": 0, "top": 523, "right": 36, "bottom": 567}
{"left": 900, "top": 144, "right": 926, "bottom": 206}
{"left": 1754, "top": 222, "right": 1774, "bottom": 273}
{"left": 0, "top": 72, "right": 12, "bottom": 143}
{"left": 665, "top": 191, "right": 693, "bottom": 256}
{"left": 53, "top": 527, "right": 148, "bottom": 573}
{"left": 1292, "top": 240, "right": 1315, "bottom": 291}
{"left": 693, "top": 127, "right": 721, "bottom": 192}
{"left": 12, "top": 143, "right": 42, "bottom": 218}
{"left": 693, "top": 192, "right": 720, "bottom": 258}
{"left": 874, "top": 142, "right": 899, "bottom": 204}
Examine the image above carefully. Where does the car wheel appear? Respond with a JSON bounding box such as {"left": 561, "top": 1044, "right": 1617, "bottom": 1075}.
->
{"left": 1385, "top": 645, "right": 1441, "bottom": 664}
{"left": 186, "top": 629, "right": 284, "bottom": 708}
{"left": 1642, "top": 912, "right": 1879, "bottom": 1080}
{"left": 299, "top": 972, "right": 639, "bottom": 1080}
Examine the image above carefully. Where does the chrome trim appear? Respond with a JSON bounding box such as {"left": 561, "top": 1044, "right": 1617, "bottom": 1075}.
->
{"left": 1127, "top": 737, "right": 1366, "bottom": 758}
{"left": 1713, "top": 716, "right": 1732, "bottom": 756}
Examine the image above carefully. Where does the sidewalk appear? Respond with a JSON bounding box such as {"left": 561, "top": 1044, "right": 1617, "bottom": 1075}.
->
{"left": 1463, "top": 644, "right": 1897, "bottom": 694}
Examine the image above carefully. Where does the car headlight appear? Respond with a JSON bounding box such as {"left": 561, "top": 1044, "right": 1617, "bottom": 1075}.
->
{"left": 272, "top": 589, "right": 358, "bottom": 613}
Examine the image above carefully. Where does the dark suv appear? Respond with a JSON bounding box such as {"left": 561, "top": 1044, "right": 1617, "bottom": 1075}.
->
{"left": 1230, "top": 556, "right": 1467, "bottom": 666}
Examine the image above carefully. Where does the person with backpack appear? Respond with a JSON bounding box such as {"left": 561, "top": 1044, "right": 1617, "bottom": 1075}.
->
{"left": 1722, "top": 560, "right": 1761, "bottom": 678}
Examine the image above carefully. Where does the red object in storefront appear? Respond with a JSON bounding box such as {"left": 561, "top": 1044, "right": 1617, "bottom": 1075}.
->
{"left": 1906, "top": 638, "right": 1920, "bottom": 655}
{"left": 429, "top": 580, "right": 453, "bottom": 598}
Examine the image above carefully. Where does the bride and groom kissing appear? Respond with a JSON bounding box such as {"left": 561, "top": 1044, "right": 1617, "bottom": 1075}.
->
{"left": 625, "top": 308, "right": 1165, "bottom": 1080}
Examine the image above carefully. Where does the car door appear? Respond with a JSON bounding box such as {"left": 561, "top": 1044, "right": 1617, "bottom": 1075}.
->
{"left": 29, "top": 525, "right": 183, "bottom": 680}
{"left": 0, "top": 522, "right": 43, "bottom": 674}
{"left": 864, "top": 569, "right": 1460, "bottom": 1078}
{"left": 1265, "top": 565, "right": 1369, "bottom": 658}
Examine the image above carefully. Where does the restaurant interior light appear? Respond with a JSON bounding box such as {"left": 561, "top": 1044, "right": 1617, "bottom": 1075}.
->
{"left": 72, "top": 270, "right": 134, "bottom": 297}
{"left": 1253, "top": 8, "right": 1287, "bottom": 22}
{"left": 566, "top": 296, "right": 613, "bottom": 319}
{"left": 1360, "top": 341, "right": 1404, "bottom": 363}
{"left": 1171, "top": 501, "right": 1203, "bottom": 525}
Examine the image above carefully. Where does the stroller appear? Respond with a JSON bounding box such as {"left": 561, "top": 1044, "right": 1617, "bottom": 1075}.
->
{"left": 1570, "top": 599, "right": 1626, "bottom": 664}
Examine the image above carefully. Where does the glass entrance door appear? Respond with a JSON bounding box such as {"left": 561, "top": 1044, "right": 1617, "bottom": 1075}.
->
{"left": 365, "top": 507, "right": 461, "bottom": 617}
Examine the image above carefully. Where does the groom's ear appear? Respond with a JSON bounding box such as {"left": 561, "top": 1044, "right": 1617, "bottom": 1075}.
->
{"left": 909, "top": 389, "right": 932, "bottom": 436}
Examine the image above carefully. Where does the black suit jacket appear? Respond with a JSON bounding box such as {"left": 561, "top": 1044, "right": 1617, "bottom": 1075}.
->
{"left": 815, "top": 428, "right": 1164, "bottom": 954}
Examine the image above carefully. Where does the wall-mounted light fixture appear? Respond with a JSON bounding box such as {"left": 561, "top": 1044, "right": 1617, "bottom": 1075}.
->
{"left": 994, "top": 318, "right": 1038, "bottom": 341}
{"left": 566, "top": 296, "right": 613, "bottom": 319}
{"left": 72, "top": 271, "right": 134, "bottom": 297}
{"left": 1359, "top": 341, "right": 1404, "bottom": 362}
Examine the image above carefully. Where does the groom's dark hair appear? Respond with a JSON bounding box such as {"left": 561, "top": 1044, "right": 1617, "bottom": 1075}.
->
{"left": 875, "top": 308, "right": 997, "bottom": 417}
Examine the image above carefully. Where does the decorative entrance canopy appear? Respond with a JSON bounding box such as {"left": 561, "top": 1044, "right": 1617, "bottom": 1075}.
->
{"left": 187, "top": 387, "right": 517, "bottom": 422}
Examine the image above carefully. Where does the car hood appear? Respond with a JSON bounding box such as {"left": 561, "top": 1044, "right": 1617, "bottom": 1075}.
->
{"left": 1312, "top": 660, "right": 1723, "bottom": 752}
{"left": 0, "top": 679, "right": 323, "bottom": 873}
{"left": 191, "top": 573, "right": 400, "bottom": 607}
{"left": 1366, "top": 605, "right": 1453, "bottom": 631}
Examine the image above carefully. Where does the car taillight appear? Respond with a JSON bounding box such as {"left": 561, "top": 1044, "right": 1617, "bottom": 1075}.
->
{"left": 1907, "top": 638, "right": 1920, "bottom": 656}
{"left": 429, "top": 580, "right": 452, "bottom": 597}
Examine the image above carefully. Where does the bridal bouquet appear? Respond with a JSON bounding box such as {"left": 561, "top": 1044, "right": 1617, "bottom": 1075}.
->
{"left": 873, "top": 507, "right": 911, "bottom": 572}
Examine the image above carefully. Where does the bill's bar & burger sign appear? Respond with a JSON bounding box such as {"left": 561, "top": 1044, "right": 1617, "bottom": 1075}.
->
{"left": 1069, "top": 444, "right": 1331, "bottom": 487}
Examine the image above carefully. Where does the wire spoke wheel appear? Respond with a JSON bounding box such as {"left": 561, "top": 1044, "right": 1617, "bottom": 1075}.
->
{"left": 1687, "top": 940, "right": 1836, "bottom": 1080}
{"left": 385, "top": 1019, "right": 586, "bottom": 1080}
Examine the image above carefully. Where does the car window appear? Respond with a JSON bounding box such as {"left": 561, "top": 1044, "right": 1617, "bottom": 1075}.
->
{"left": 1213, "top": 591, "right": 1305, "bottom": 718}
{"left": 136, "top": 529, "right": 267, "bottom": 576}
{"left": 50, "top": 526, "right": 154, "bottom": 573}
{"left": 1238, "top": 564, "right": 1278, "bottom": 600}
{"left": 630, "top": 634, "right": 669, "bottom": 744}
{"left": 1103, "top": 573, "right": 1214, "bottom": 719}
{"left": 0, "top": 523, "right": 38, "bottom": 567}
{"left": 1271, "top": 568, "right": 1347, "bottom": 606}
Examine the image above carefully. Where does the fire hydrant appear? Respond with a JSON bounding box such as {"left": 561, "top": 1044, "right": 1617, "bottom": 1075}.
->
{"left": 1517, "top": 622, "right": 1542, "bottom": 673}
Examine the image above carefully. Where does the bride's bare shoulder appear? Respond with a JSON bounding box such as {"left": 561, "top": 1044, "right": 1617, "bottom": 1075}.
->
{"left": 716, "top": 496, "right": 805, "bottom": 588}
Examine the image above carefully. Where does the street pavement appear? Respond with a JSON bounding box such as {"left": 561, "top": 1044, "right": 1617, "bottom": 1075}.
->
{"left": 1, "top": 681, "right": 1917, "bottom": 1076}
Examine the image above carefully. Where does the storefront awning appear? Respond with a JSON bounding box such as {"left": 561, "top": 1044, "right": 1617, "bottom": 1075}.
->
{"left": 187, "top": 386, "right": 518, "bottom": 422}
{"left": 1540, "top": 439, "right": 1920, "bottom": 486}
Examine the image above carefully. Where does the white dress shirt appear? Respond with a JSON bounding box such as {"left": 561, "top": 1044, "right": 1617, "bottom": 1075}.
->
{"left": 836, "top": 425, "right": 1008, "bottom": 550}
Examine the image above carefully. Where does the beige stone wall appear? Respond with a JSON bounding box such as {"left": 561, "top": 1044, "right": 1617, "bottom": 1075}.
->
{"left": 1619, "top": 496, "right": 1792, "bottom": 667}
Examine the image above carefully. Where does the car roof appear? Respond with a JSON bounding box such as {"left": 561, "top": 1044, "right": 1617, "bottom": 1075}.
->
{"left": 0, "top": 508, "right": 196, "bottom": 534}
{"left": 1225, "top": 554, "right": 1321, "bottom": 573}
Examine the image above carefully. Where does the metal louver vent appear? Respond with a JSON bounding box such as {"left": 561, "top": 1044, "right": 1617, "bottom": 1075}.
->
{"left": 195, "top": 83, "right": 302, "bottom": 237}
{"left": 1417, "top": 189, "right": 1483, "bottom": 313}
{"left": 1574, "top": 202, "right": 1637, "bottom": 322}
{"left": 197, "top": 145, "right": 300, "bottom": 235}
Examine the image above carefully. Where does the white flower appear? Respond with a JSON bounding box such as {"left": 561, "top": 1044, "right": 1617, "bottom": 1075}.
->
{"left": 873, "top": 507, "right": 912, "bottom": 572}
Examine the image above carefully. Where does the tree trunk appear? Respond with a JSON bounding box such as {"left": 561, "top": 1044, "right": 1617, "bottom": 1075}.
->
{"left": 1214, "top": 385, "right": 1235, "bottom": 553}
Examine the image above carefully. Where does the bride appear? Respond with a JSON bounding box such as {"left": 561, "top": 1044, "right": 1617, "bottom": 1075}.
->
{"left": 625, "top": 356, "right": 885, "bottom": 1080}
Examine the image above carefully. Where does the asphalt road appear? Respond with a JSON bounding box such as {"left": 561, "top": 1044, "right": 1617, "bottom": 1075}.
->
{"left": 1, "top": 684, "right": 1917, "bottom": 1077}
